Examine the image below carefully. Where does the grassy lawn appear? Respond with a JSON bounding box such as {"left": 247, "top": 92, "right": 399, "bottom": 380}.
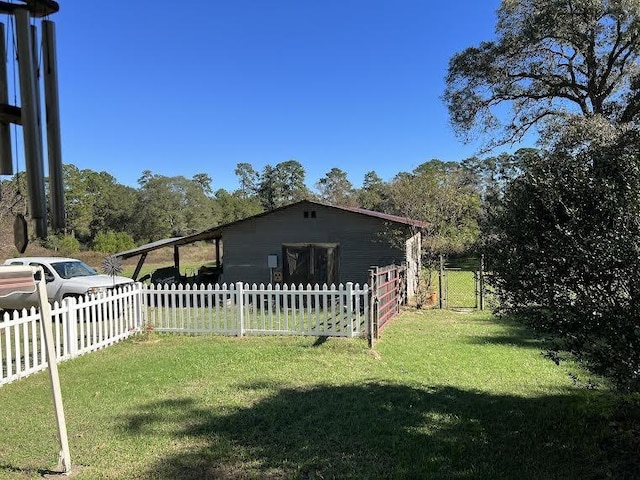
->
{"left": 0, "top": 309, "right": 635, "bottom": 479}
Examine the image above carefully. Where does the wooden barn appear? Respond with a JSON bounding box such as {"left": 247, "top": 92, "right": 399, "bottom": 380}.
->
{"left": 117, "top": 200, "right": 426, "bottom": 297}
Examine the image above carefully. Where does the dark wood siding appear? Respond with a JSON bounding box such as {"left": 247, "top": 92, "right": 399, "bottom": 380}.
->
{"left": 221, "top": 202, "right": 409, "bottom": 286}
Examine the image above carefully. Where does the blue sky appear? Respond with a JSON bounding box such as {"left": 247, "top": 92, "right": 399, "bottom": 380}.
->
{"left": 40, "top": 0, "right": 504, "bottom": 191}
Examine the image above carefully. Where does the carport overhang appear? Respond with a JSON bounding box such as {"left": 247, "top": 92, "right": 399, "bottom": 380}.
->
{"left": 114, "top": 228, "right": 223, "bottom": 280}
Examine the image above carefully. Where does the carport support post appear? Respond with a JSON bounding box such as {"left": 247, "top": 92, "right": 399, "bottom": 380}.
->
{"left": 132, "top": 252, "right": 148, "bottom": 281}
{"left": 173, "top": 246, "right": 180, "bottom": 276}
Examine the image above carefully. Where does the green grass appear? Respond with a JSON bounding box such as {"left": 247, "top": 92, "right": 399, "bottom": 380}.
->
{"left": 0, "top": 310, "right": 636, "bottom": 479}
{"left": 428, "top": 269, "right": 481, "bottom": 308}
{"left": 442, "top": 269, "right": 478, "bottom": 308}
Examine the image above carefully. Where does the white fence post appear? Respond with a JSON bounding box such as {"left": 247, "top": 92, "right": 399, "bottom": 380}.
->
{"left": 363, "top": 284, "right": 370, "bottom": 341}
{"left": 346, "top": 282, "right": 354, "bottom": 338}
{"left": 66, "top": 297, "right": 78, "bottom": 358}
{"left": 236, "top": 282, "right": 244, "bottom": 337}
{"left": 134, "top": 283, "right": 144, "bottom": 332}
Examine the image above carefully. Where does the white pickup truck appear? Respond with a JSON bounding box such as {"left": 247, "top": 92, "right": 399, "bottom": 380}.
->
{"left": 0, "top": 257, "right": 133, "bottom": 310}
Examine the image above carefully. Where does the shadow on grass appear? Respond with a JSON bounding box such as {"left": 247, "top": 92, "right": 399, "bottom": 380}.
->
{"left": 465, "top": 316, "right": 553, "bottom": 351}
{"left": 311, "top": 336, "right": 328, "bottom": 347}
{"left": 465, "top": 334, "right": 548, "bottom": 350}
{"left": 119, "top": 383, "right": 629, "bottom": 480}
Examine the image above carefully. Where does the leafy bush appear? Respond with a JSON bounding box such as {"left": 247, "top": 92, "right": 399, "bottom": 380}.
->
{"left": 92, "top": 231, "right": 135, "bottom": 254}
{"left": 43, "top": 233, "right": 80, "bottom": 255}
{"left": 485, "top": 134, "right": 640, "bottom": 392}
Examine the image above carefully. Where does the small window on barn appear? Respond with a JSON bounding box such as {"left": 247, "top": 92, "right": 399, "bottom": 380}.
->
{"left": 303, "top": 211, "right": 309, "bottom": 218}
{"left": 310, "top": 211, "right": 316, "bottom": 218}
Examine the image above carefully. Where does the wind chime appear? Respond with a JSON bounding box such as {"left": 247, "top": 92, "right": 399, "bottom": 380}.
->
{"left": 0, "top": 0, "right": 64, "bottom": 252}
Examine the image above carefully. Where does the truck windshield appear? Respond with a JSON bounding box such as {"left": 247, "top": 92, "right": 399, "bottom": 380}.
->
{"left": 51, "top": 261, "right": 97, "bottom": 279}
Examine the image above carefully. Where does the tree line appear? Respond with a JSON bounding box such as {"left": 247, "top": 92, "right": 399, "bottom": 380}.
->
{"left": 1, "top": 156, "right": 501, "bottom": 259}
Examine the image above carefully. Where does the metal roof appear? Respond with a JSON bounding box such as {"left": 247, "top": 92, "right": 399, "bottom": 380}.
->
{"left": 329, "top": 203, "right": 429, "bottom": 228}
{"left": 115, "top": 237, "right": 187, "bottom": 260}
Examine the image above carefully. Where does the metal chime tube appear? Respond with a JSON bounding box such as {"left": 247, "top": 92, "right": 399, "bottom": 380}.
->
{"left": 30, "top": 23, "right": 44, "bottom": 165}
{"left": 43, "top": 20, "right": 64, "bottom": 232}
{"left": 15, "top": 7, "right": 46, "bottom": 238}
{"left": 0, "top": 22, "right": 12, "bottom": 175}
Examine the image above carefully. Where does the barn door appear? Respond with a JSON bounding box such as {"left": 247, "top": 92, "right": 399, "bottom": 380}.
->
{"left": 282, "top": 243, "right": 339, "bottom": 286}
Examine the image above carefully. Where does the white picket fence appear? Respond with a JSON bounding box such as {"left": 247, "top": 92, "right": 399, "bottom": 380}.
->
{"left": 145, "top": 282, "right": 369, "bottom": 337}
{"left": 1, "top": 281, "right": 370, "bottom": 387}
{"left": 0, "top": 283, "right": 143, "bottom": 386}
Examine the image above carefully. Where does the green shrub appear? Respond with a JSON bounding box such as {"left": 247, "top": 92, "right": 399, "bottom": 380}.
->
{"left": 93, "top": 231, "right": 135, "bottom": 254}
{"left": 43, "top": 233, "right": 80, "bottom": 255}
{"left": 485, "top": 133, "right": 640, "bottom": 393}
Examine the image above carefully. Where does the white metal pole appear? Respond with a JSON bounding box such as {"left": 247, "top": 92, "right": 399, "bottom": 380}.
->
{"left": 36, "top": 267, "right": 71, "bottom": 473}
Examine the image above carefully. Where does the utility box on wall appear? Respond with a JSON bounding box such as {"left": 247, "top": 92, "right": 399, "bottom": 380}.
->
{"left": 267, "top": 254, "right": 278, "bottom": 268}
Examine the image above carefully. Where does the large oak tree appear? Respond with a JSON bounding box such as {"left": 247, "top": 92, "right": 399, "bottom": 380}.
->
{"left": 444, "top": 0, "right": 640, "bottom": 150}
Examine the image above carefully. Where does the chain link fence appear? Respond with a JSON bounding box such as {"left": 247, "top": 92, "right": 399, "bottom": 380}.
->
{"left": 436, "top": 256, "right": 486, "bottom": 310}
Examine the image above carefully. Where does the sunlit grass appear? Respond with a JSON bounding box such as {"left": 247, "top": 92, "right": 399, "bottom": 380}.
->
{"left": 428, "top": 269, "right": 482, "bottom": 308}
{"left": 0, "top": 309, "right": 634, "bottom": 479}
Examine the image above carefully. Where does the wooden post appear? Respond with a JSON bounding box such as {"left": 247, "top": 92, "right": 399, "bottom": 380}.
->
{"left": 132, "top": 252, "right": 148, "bottom": 280}
{"left": 36, "top": 267, "right": 71, "bottom": 473}
{"left": 438, "top": 255, "right": 444, "bottom": 310}
{"left": 368, "top": 267, "right": 376, "bottom": 348}
{"left": 173, "top": 246, "right": 180, "bottom": 276}
{"left": 479, "top": 254, "right": 485, "bottom": 311}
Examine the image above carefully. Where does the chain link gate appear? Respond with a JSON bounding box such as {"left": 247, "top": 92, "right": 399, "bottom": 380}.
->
{"left": 437, "top": 256, "right": 485, "bottom": 310}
